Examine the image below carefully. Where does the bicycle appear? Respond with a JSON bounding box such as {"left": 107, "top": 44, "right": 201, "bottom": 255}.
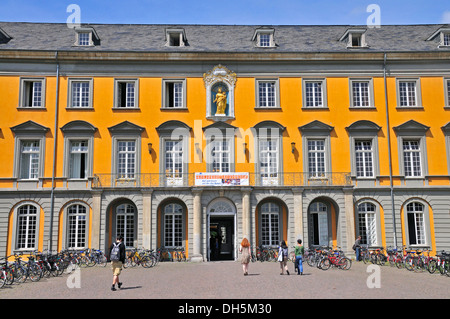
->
{"left": 174, "top": 247, "right": 187, "bottom": 262}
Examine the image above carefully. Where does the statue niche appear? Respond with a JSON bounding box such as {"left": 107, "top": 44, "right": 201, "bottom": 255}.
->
{"left": 212, "top": 83, "right": 229, "bottom": 116}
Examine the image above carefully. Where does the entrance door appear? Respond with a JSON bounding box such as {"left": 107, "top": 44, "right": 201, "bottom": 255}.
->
{"left": 309, "top": 202, "right": 329, "bottom": 247}
{"left": 209, "top": 216, "right": 234, "bottom": 261}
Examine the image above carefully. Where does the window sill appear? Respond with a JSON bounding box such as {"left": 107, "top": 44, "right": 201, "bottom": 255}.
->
{"left": 301, "top": 107, "right": 329, "bottom": 110}
{"left": 160, "top": 107, "right": 188, "bottom": 111}
{"left": 395, "top": 106, "right": 424, "bottom": 110}
{"left": 17, "top": 106, "right": 46, "bottom": 110}
{"left": 66, "top": 107, "right": 94, "bottom": 111}
{"left": 254, "top": 106, "right": 282, "bottom": 110}
{"left": 349, "top": 106, "right": 377, "bottom": 110}
{"left": 112, "top": 107, "right": 140, "bottom": 111}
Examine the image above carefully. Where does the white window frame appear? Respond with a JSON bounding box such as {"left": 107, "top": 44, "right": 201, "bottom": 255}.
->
{"left": 302, "top": 79, "right": 327, "bottom": 108}
{"left": 163, "top": 203, "right": 184, "bottom": 248}
{"left": 307, "top": 139, "right": 326, "bottom": 178}
{"left": 256, "top": 79, "right": 279, "bottom": 108}
{"left": 349, "top": 78, "right": 374, "bottom": 108}
{"left": 67, "top": 204, "right": 87, "bottom": 249}
{"left": 115, "top": 203, "right": 136, "bottom": 248}
{"left": 15, "top": 204, "right": 38, "bottom": 250}
{"left": 209, "top": 138, "right": 232, "bottom": 173}
{"left": 68, "top": 140, "right": 89, "bottom": 179}
{"left": 68, "top": 78, "right": 93, "bottom": 108}
{"left": 355, "top": 140, "right": 374, "bottom": 178}
{"left": 162, "top": 79, "right": 186, "bottom": 109}
{"left": 406, "top": 202, "right": 426, "bottom": 246}
{"left": 260, "top": 202, "right": 280, "bottom": 247}
{"left": 19, "top": 78, "right": 46, "bottom": 108}
{"left": 444, "top": 78, "right": 450, "bottom": 108}
{"left": 19, "top": 140, "right": 40, "bottom": 180}
{"left": 402, "top": 140, "right": 422, "bottom": 177}
{"left": 357, "top": 202, "right": 377, "bottom": 246}
{"left": 114, "top": 79, "right": 139, "bottom": 109}
{"left": 116, "top": 140, "right": 136, "bottom": 179}
{"left": 164, "top": 140, "right": 184, "bottom": 186}
{"left": 396, "top": 78, "right": 422, "bottom": 108}
{"left": 253, "top": 29, "right": 275, "bottom": 48}
{"left": 259, "top": 138, "right": 279, "bottom": 185}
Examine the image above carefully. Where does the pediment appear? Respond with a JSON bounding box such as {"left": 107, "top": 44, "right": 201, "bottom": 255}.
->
{"left": 253, "top": 120, "right": 286, "bottom": 132}
{"left": 441, "top": 122, "right": 450, "bottom": 134}
{"left": 61, "top": 120, "right": 97, "bottom": 135}
{"left": 202, "top": 121, "right": 237, "bottom": 131}
{"left": 108, "top": 121, "right": 144, "bottom": 134}
{"left": 298, "top": 120, "right": 334, "bottom": 134}
{"left": 156, "top": 120, "right": 191, "bottom": 135}
{"left": 10, "top": 120, "right": 49, "bottom": 135}
{"left": 346, "top": 120, "right": 381, "bottom": 133}
{"left": 393, "top": 120, "right": 429, "bottom": 134}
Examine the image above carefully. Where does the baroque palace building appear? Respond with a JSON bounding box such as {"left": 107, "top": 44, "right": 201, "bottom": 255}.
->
{"left": 0, "top": 22, "right": 450, "bottom": 261}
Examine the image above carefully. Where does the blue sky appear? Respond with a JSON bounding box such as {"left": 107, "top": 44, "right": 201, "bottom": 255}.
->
{"left": 1, "top": 0, "right": 449, "bottom": 25}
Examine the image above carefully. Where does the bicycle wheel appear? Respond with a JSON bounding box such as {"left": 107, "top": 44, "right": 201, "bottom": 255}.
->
{"left": 28, "top": 263, "right": 42, "bottom": 282}
{"left": 289, "top": 251, "right": 296, "bottom": 263}
{"left": 405, "top": 256, "right": 414, "bottom": 271}
{"left": 362, "top": 252, "right": 370, "bottom": 264}
{"left": 427, "top": 259, "right": 437, "bottom": 274}
{"left": 14, "top": 266, "right": 27, "bottom": 283}
{"left": 141, "top": 256, "right": 153, "bottom": 268}
{"left": 97, "top": 255, "right": 107, "bottom": 267}
{"left": 319, "top": 257, "right": 331, "bottom": 270}
{"left": 339, "top": 257, "right": 352, "bottom": 270}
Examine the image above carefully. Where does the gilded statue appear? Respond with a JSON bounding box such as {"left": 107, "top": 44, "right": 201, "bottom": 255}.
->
{"left": 213, "top": 87, "right": 227, "bottom": 115}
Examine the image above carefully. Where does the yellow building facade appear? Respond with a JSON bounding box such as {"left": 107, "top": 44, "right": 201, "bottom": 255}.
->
{"left": 1, "top": 23, "right": 450, "bottom": 260}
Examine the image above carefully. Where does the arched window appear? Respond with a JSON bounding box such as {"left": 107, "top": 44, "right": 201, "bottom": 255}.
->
{"left": 357, "top": 202, "right": 377, "bottom": 246}
{"left": 260, "top": 202, "right": 280, "bottom": 246}
{"left": 16, "top": 204, "right": 38, "bottom": 250}
{"left": 163, "top": 203, "right": 183, "bottom": 248}
{"left": 116, "top": 203, "right": 136, "bottom": 247}
{"left": 67, "top": 204, "right": 87, "bottom": 248}
{"left": 406, "top": 202, "right": 426, "bottom": 245}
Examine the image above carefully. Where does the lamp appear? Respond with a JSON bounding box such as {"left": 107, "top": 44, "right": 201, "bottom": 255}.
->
{"left": 148, "top": 143, "right": 152, "bottom": 154}
{"left": 291, "top": 142, "right": 296, "bottom": 153}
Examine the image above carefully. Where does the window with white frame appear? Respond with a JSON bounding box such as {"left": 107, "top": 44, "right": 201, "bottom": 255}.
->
{"left": 70, "top": 80, "right": 92, "bottom": 108}
{"left": 355, "top": 140, "right": 374, "bottom": 177}
{"left": 357, "top": 202, "right": 377, "bottom": 246}
{"left": 398, "top": 80, "right": 419, "bottom": 107}
{"left": 164, "top": 140, "right": 184, "bottom": 184}
{"left": 117, "top": 141, "right": 136, "bottom": 179}
{"left": 69, "top": 140, "right": 88, "bottom": 179}
{"left": 20, "top": 140, "right": 40, "bottom": 179}
{"left": 116, "top": 203, "right": 135, "bottom": 248}
{"left": 210, "top": 139, "right": 231, "bottom": 173}
{"left": 115, "top": 80, "right": 137, "bottom": 108}
{"left": 163, "top": 80, "right": 184, "bottom": 108}
{"left": 259, "top": 139, "right": 279, "bottom": 185}
{"left": 259, "top": 33, "right": 271, "bottom": 47}
{"left": 16, "top": 204, "right": 37, "bottom": 250}
{"left": 164, "top": 203, "right": 183, "bottom": 248}
{"left": 67, "top": 204, "right": 87, "bottom": 248}
{"left": 304, "top": 81, "right": 325, "bottom": 108}
{"left": 403, "top": 140, "right": 422, "bottom": 177}
{"left": 78, "top": 32, "right": 90, "bottom": 46}
{"left": 260, "top": 202, "right": 279, "bottom": 247}
{"left": 351, "top": 81, "right": 371, "bottom": 107}
{"left": 308, "top": 139, "right": 326, "bottom": 178}
{"left": 406, "top": 202, "right": 426, "bottom": 245}
{"left": 257, "top": 81, "right": 277, "bottom": 107}
{"left": 446, "top": 79, "right": 450, "bottom": 107}
{"left": 444, "top": 33, "right": 450, "bottom": 46}
{"left": 20, "top": 79, "right": 44, "bottom": 108}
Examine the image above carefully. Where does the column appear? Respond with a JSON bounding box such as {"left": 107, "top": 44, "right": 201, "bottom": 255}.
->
{"left": 343, "top": 187, "right": 356, "bottom": 257}
{"left": 292, "top": 188, "right": 304, "bottom": 243}
{"left": 191, "top": 188, "right": 203, "bottom": 262}
{"left": 241, "top": 188, "right": 252, "bottom": 241}
{"left": 91, "top": 190, "right": 102, "bottom": 249}
{"left": 141, "top": 188, "right": 153, "bottom": 249}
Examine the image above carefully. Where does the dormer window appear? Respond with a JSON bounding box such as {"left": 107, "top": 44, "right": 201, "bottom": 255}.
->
{"left": 252, "top": 28, "right": 276, "bottom": 48}
{"left": 0, "top": 27, "right": 12, "bottom": 44}
{"left": 73, "top": 27, "right": 100, "bottom": 47}
{"left": 340, "top": 29, "right": 367, "bottom": 48}
{"left": 165, "top": 28, "right": 187, "bottom": 47}
{"left": 426, "top": 27, "right": 450, "bottom": 48}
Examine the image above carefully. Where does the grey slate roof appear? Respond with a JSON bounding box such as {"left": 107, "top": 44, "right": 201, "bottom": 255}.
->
{"left": 0, "top": 22, "right": 449, "bottom": 53}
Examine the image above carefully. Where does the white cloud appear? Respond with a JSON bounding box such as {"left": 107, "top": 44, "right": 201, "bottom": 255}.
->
{"left": 442, "top": 11, "right": 450, "bottom": 24}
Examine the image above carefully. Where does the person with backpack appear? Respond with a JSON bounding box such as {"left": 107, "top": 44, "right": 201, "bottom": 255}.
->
{"left": 108, "top": 235, "right": 126, "bottom": 291}
{"left": 278, "top": 240, "right": 289, "bottom": 275}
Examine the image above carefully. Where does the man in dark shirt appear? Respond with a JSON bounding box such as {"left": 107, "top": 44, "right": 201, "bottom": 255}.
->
{"left": 354, "top": 236, "right": 362, "bottom": 261}
{"left": 108, "top": 235, "right": 126, "bottom": 291}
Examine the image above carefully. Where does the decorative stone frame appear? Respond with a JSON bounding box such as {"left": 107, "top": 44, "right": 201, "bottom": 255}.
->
{"left": 203, "top": 65, "right": 236, "bottom": 121}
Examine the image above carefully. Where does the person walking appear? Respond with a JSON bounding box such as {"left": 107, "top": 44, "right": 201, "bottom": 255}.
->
{"left": 278, "top": 240, "right": 289, "bottom": 275}
{"left": 239, "top": 237, "right": 251, "bottom": 276}
{"left": 294, "top": 239, "right": 304, "bottom": 275}
{"left": 353, "top": 235, "right": 362, "bottom": 261}
{"left": 108, "top": 235, "right": 126, "bottom": 291}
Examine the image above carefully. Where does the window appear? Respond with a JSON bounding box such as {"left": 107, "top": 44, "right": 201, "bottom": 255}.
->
{"left": 78, "top": 32, "right": 90, "bottom": 46}
{"left": 16, "top": 204, "right": 37, "bottom": 250}
{"left": 260, "top": 202, "right": 279, "bottom": 246}
{"left": 116, "top": 204, "right": 135, "bottom": 248}
{"left": 406, "top": 202, "right": 426, "bottom": 245}
{"left": 355, "top": 140, "right": 374, "bottom": 177}
{"left": 357, "top": 202, "right": 377, "bottom": 246}
{"left": 69, "top": 79, "right": 93, "bottom": 108}
{"left": 303, "top": 79, "right": 327, "bottom": 108}
{"left": 252, "top": 28, "right": 275, "bottom": 48}
{"left": 163, "top": 80, "right": 185, "bottom": 108}
{"left": 259, "top": 34, "right": 271, "bottom": 47}
{"left": 309, "top": 202, "right": 328, "bottom": 246}
{"left": 443, "top": 33, "right": 450, "bottom": 46}
{"left": 257, "top": 81, "right": 277, "bottom": 108}
{"left": 115, "top": 80, "right": 138, "bottom": 108}
{"left": 20, "top": 140, "right": 40, "bottom": 179}
{"left": 259, "top": 139, "right": 279, "bottom": 185}
{"left": 164, "top": 203, "right": 183, "bottom": 248}
{"left": 308, "top": 140, "right": 326, "bottom": 178}
{"left": 351, "top": 33, "right": 362, "bottom": 47}
{"left": 340, "top": 29, "right": 367, "bottom": 48}
{"left": 117, "top": 141, "right": 136, "bottom": 179}
{"left": 20, "top": 79, "right": 45, "bottom": 108}
{"left": 403, "top": 140, "right": 422, "bottom": 177}
{"left": 445, "top": 78, "right": 450, "bottom": 108}
{"left": 69, "top": 140, "right": 88, "bottom": 179}
{"left": 350, "top": 79, "right": 374, "bottom": 108}
{"left": 67, "top": 204, "right": 87, "bottom": 248}
{"left": 165, "top": 29, "right": 186, "bottom": 47}
{"left": 210, "top": 139, "right": 231, "bottom": 173}
{"left": 164, "top": 140, "right": 184, "bottom": 185}
{"left": 397, "top": 79, "right": 421, "bottom": 108}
